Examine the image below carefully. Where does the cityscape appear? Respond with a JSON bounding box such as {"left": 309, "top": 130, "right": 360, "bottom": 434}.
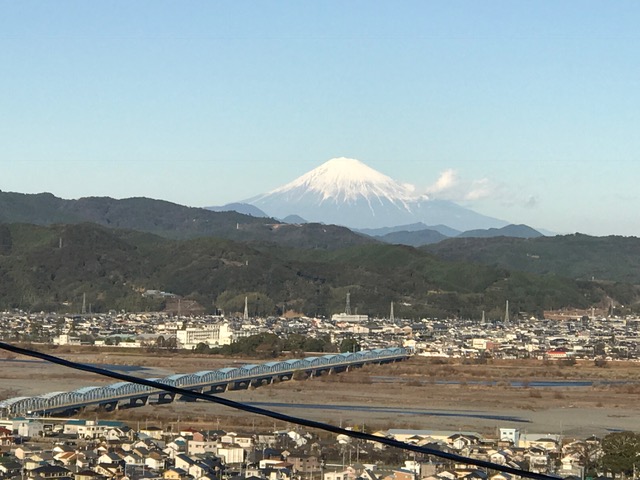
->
{"left": 4, "top": 2, "right": 640, "bottom": 480}
{"left": 2, "top": 303, "right": 640, "bottom": 479}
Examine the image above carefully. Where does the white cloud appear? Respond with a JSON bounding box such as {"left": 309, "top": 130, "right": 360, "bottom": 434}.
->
{"left": 424, "top": 169, "right": 537, "bottom": 210}
{"left": 464, "top": 178, "right": 493, "bottom": 201}
{"left": 425, "top": 169, "right": 495, "bottom": 202}
{"left": 425, "top": 169, "right": 460, "bottom": 196}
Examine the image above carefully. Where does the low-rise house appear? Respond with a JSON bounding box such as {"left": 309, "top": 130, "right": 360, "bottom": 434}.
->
{"left": 97, "top": 452, "right": 124, "bottom": 467}
{"left": 287, "top": 454, "right": 321, "bottom": 475}
{"left": 221, "top": 432, "right": 254, "bottom": 450}
{"left": 163, "top": 467, "right": 189, "bottom": 480}
{"left": 76, "top": 451, "right": 99, "bottom": 470}
{"left": 64, "top": 420, "right": 127, "bottom": 440}
{"left": 448, "top": 434, "right": 481, "bottom": 451}
{"left": 324, "top": 468, "right": 355, "bottom": 480}
{"left": 489, "top": 474, "right": 513, "bottom": 480}
{"left": 27, "top": 464, "right": 72, "bottom": 479}
{"left": 187, "top": 440, "right": 217, "bottom": 456}
{"left": 123, "top": 453, "right": 144, "bottom": 465}
{"left": 174, "top": 454, "right": 196, "bottom": 472}
{"left": 139, "top": 426, "right": 164, "bottom": 440}
{"left": 162, "top": 438, "right": 186, "bottom": 457}
{"left": 0, "top": 458, "right": 22, "bottom": 478}
{"left": 381, "top": 469, "right": 415, "bottom": 480}
{"left": 25, "top": 451, "right": 56, "bottom": 471}
{"left": 105, "top": 426, "right": 135, "bottom": 442}
{"left": 0, "top": 427, "right": 14, "bottom": 447}
{"left": 94, "top": 463, "right": 121, "bottom": 478}
{"left": 216, "top": 443, "right": 244, "bottom": 465}
{"left": 16, "top": 420, "right": 44, "bottom": 438}
{"left": 74, "top": 470, "right": 107, "bottom": 480}
{"left": 54, "top": 451, "right": 78, "bottom": 467}
{"left": 145, "top": 451, "right": 166, "bottom": 471}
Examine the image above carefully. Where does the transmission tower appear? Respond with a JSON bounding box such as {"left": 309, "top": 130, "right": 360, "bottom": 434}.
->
{"left": 345, "top": 292, "right": 351, "bottom": 315}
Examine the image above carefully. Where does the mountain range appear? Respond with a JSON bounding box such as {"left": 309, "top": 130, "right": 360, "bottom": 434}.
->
{"left": 244, "top": 157, "right": 509, "bottom": 231}
{"left": 0, "top": 191, "right": 372, "bottom": 250}
{"left": 0, "top": 222, "right": 630, "bottom": 318}
{"left": 1, "top": 189, "right": 640, "bottom": 316}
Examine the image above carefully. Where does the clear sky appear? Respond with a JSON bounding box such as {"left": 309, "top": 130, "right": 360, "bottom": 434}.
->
{"left": 2, "top": 1, "right": 639, "bottom": 236}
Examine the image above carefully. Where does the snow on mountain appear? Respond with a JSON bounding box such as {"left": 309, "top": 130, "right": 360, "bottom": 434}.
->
{"left": 266, "top": 157, "right": 417, "bottom": 207}
{"left": 245, "top": 157, "right": 508, "bottom": 231}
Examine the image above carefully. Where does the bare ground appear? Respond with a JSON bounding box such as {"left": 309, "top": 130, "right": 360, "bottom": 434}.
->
{"left": 2, "top": 349, "right": 639, "bottom": 437}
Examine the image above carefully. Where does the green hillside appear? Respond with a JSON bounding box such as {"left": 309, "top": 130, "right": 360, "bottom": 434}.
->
{"left": 0, "top": 191, "right": 372, "bottom": 249}
{"left": 423, "top": 233, "right": 640, "bottom": 284}
{"left": 0, "top": 223, "right": 634, "bottom": 319}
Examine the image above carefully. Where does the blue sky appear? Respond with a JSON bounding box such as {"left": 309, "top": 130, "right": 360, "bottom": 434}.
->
{"left": 2, "top": 1, "right": 639, "bottom": 235}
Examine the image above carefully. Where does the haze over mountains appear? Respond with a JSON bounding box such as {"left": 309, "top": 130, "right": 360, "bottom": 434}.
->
{"left": 244, "top": 157, "right": 509, "bottom": 231}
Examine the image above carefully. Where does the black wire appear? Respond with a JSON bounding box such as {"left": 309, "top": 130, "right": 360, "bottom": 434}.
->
{"left": 0, "top": 341, "right": 558, "bottom": 480}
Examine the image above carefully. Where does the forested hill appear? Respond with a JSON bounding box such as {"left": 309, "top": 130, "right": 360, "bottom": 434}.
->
{"left": 423, "top": 233, "right": 640, "bottom": 284}
{"left": 0, "top": 191, "right": 372, "bottom": 249}
{"left": 0, "top": 223, "right": 635, "bottom": 318}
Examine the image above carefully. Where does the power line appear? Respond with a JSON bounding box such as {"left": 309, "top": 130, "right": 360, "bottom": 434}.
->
{"left": 0, "top": 341, "right": 557, "bottom": 480}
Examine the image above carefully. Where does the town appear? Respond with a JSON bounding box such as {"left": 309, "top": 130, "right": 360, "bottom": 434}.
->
{"left": 2, "top": 307, "right": 640, "bottom": 480}
{"left": 0, "top": 411, "right": 627, "bottom": 480}
{"left": 0, "top": 305, "right": 638, "bottom": 362}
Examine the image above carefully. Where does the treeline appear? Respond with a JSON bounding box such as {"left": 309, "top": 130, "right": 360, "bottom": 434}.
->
{"left": 192, "top": 333, "right": 360, "bottom": 358}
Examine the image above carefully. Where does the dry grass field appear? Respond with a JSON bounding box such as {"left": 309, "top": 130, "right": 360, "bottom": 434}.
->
{"left": 2, "top": 347, "right": 640, "bottom": 437}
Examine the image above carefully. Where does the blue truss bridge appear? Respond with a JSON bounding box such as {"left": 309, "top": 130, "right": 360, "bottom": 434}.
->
{"left": 0, "top": 347, "right": 409, "bottom": 418}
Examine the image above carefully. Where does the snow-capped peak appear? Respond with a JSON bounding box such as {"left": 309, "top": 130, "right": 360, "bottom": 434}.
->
{"left": 243, "top": 157, "right": 508, "bottom": 230}
{"left": 268, "top": 157, "right": 417, "bottom": 204}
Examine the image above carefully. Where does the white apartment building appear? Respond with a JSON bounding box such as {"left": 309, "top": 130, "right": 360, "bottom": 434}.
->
{"left": 176, "top": 322, "right": 233, "bottom": 349}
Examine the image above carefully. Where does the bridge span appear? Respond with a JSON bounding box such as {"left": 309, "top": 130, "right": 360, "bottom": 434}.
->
{"left": 0, "top": 347, "right": 408, "bottom": 418}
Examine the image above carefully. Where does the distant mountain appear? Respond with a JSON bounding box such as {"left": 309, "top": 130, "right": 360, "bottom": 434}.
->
{"left": 458, "top": 224, "right": 543, "bottom": 239}
{"left": 206, "top": 202, "right": 268, "bottom": 218}
{"left": 427, "top": 224, "right": 463, "bottom": 237}
{"left": 377, "top": 229, "right": 448, "bottom": 247}
{"left": 281, "top": 214, "right": 308, "bottom": 224}
{"left": 0, "top": 191, "right": 371, "bottom": 249}
{"left": 245, "top": 157, "right": 508, "bottom": 231}
{"left": 358, "top": 222, "right": 461, "bottom": 237}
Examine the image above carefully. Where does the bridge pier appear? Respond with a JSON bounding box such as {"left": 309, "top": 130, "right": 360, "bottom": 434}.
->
{"left": 125, "top": 396, "right": 149, "bottom": 408}
{"left": 229, "top": 380, "right": 251, "bottom": 391}
{"left": 98, "top": 401, "right": 118, "bottom": 412}
{"left": 251, "top": 377, "right": 272, "bottom": 387}
{"left": 155, "top": 392, "right": 175, "bottom": 404}
{"left": 205, "top": 383, "right": 228, "bottom": 394}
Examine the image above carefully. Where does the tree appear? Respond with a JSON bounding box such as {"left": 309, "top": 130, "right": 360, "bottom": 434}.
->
{"left": 601, "top": 431, "right": 640, "bottom": 477}
{"left": 194, "top": 342, "right": 211, "bottom": 354}
{"left": 565, "top": 439, "right": 603, "bottom": 478}
{"left": 339, "top": 337, "right": 360, "bottom": 353}
{"left": 165, "top": 336, "right": 177, "bottom": 350}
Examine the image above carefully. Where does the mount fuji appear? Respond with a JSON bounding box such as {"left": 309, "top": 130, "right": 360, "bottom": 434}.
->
{"left": 245, "top": 157, "right": 508, "bottom": 230}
